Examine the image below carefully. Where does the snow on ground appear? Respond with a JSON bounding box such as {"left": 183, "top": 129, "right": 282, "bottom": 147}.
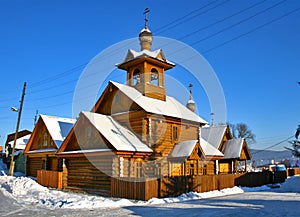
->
{"left": 0, "top": 158, "right": 243, "bottom": 210}
{"left": 0, "top": 174, "right": 244, "bottom": 209}
{"left": 1, "top": 158, "right": 300, "bottom": 211}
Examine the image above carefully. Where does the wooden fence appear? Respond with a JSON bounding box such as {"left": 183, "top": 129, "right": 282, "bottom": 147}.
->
{"left": 37, "top": 170, "right": 288, "bottom": 200}
{"left": 287, "top": 168, "right": 300, "bottom": 176}
{"left": 111, "top": 174, "right": 243, "bottom": 200}
{"left": 159, "top": 174, "right": 244, "bottom": 198}
{"left": 37, "top": 170, "right": 63, "bottom": 189}
{"left": 235, "top": 171, "right": 286, "bottom": 187}
{"left": 111, "top": 177, "right": 158, "bottom": 201}
{"left": 111, "top": 171, "right": 287, "bottom": 200}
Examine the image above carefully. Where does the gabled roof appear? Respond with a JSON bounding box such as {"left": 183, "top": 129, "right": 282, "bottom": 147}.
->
{"left": 199, "top": 138, "right": 224, "bottom": 157}
{"left": 169, "top": 140, "right": 198, "bottom": 159}
{"left": 169, "top": 139, "right": 223, "bottom": 160}
{"left": 81, "top": 111, "right": 152, "bottom": 153}
{"left": 5, "top": 129, "right": 31, "bottom": 145}
{"left": 24, "top": 115, "right": 75, "bottom": 154}
{"left": 110, "top": 81, "right": 207, "bottom": 124}
{"left": 8, "top": 134, "right": 31, "bottom": 150}
{"left": 116, "top": 49, "right": 175, "bottom": 69}
{"left": 201, "top": 125, "right": 229, "bottom": 149}
{"left": 223, "top": 138, "right": 249, "bottom": 159}
{"left": 40, "top": 115, "right": 76, "bottom": 148}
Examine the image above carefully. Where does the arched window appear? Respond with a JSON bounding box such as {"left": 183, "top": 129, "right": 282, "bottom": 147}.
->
{"left": 133, "top": 68, "right": 141, "bottom": 86}
{"left": 150, "top": 68, "right": 158, "bottom": 86}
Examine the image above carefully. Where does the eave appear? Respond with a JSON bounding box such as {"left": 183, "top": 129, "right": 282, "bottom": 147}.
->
{"left": 117, "top": 56, "right": 174, "bottom": 71}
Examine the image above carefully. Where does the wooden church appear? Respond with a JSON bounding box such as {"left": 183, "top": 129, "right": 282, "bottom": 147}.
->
{"left": 25, "top": 14, "right": 251, "bottom": 199}
{"left": 55, "top": 19, "right": 232, "bottom": 192}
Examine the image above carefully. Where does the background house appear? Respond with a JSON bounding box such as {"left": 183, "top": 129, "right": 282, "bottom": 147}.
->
{"left": 201, "top": 125, "right": 251, "bottom": 173}
{"left": 24, "top": 115, "right": 75, "bottom": 177}
{"left": 3, "top": 129, "right": 31, "bottom": 174}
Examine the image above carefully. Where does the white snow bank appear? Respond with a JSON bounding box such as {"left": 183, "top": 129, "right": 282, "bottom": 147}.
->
{"left": 0, "top": 173, "right": 244, "bottom": 209}
{"left": 0, "top": 175, "right": 135, "bottom": 209}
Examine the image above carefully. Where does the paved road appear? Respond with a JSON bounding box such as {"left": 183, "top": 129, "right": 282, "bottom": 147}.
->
{"left": 1, "top": 191, "right": 300, "bottom": 217}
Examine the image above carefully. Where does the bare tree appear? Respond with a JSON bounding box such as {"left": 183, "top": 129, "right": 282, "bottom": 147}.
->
{"left": 228, "top": 122, "right": 256, "bottom": 144}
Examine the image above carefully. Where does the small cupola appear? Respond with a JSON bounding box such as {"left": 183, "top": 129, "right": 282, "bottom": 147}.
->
{"left": 116, "top": 8, "right": 175, "bottom": 101}
{"left": 186, "top": 83, "right": 196, "bottom": 112}
{"left": 139, "top": 17, "right": 153, "bottom": 51}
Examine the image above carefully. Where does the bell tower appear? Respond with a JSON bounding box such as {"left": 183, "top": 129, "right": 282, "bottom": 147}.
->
{"left": 117, "top": 8, "right": 175, "bottom": 101}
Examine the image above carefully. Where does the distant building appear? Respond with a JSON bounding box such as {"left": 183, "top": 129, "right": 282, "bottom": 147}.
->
{"left": 4, "top": 129, "right": 31, "bottom": 173}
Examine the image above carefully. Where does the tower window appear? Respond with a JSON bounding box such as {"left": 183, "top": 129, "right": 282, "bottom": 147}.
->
{"left": 133, "top": 68, "right": 141, "bottom": 86}
{"left": 150, "top": 68, "right": 158, "bottom": 86}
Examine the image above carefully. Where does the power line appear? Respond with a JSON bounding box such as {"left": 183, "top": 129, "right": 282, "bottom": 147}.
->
{"left": 178, "top": 0, "right": 266, "bottom": 41}
{"left": 154, "top": 1, "right": 218, "bottom": 33}
{"left": 191, "top": 0, "right": 287, "bottom": 46}
{"left": 252, "top": 135, "right": 294, "bottom": 155}
{"left": 29, "top": 63, "right": 86, "bottom": 88}
{"left": 1, "top": 2, "right": 299, "bottom": 114}
{"left": 155, "top": 0, "right": 230, "bottom": 34}
{"left": 1, "top": 1, "right": 228, "bottom": 99}
{"left": 203, "top": 6, "right": 300, "bottom": 54}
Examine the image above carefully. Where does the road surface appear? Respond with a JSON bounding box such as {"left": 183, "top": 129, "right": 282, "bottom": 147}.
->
{"left": 1, "top": 191, "right": 300, "bottom": 216}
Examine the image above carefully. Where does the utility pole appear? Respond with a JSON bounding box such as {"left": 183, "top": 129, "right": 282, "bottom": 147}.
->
{"left": 8, "top": 82, "right": 26, "bottom": 176}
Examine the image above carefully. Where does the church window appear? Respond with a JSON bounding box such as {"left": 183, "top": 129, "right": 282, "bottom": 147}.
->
{"left": 172, "top": 125, "right": 178, "bottom": 142}
{"left": 133, "top": 69, "right": 141, "bottom": 86}
{"left": 150, "top": 68, "right": 158, "bottom": 86}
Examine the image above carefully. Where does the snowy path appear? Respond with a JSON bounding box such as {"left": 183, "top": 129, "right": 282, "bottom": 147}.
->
{"left": 1, "top": 191, "right": 300, "bottom": 217}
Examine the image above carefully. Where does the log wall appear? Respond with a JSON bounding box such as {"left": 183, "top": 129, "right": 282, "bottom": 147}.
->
{"left": 65, "top": 156, "right": 112, "bottom": 194}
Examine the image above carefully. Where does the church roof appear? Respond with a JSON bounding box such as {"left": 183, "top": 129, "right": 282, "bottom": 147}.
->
{"left": 199, "top": 138, "right": 224, "bottom": 157}
{"left": 82, "top": 111, "right": 152, "bottom": 153}
{"left": 40, "top": 115, "right": 76, "bottom": 148}
{"left": 169, "top": 139, "right": 223, "bottom": 159}
{"left": 201, "top": 125, "right": 228, "bottom": 149}
{"left": 116, "top": 49, "right": 175, "bottom": 68}
{"left": 222, "top": 138, "right": 245, "bottom": 159}
{"left": 110, "top": 81, "right": 207, "bottom": 124}
{"left": 169, "top": 140, "right": 198, "bottom": 159}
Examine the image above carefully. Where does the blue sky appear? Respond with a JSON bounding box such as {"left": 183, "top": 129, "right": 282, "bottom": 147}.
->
{"left": 0, "top": 0, "right": 299, "bottom": 151}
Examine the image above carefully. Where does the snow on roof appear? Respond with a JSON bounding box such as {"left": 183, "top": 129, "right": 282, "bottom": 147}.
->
{"left": 222, "top": 138, "right": 244, "bottom": 159}
{"left": 199, "top": 138, "right": 224, "bottom": 157}
{"left": 40, "top": 115, "right": 76, "bottom": 148}
{"left": 169, "top": 140, "right": 198, "bottom": 159}
{"left": 111, "top": 81, "right": 207, "bottom": 124}
{"left": 117, "top": 49, "right": 175, "bottom": 66}
{"left": 26, "top": 148, "right": 58, "bottom": 154}
{"left": 58, "top": 149, "right": 112, "bottom": 155}
{"left": 140, "top": 27, "right": 152, "bottom": 34}
{"left": 8, "top": 134, "right": 31, "bottom": 150}
{"left": 201, "top": 125, "right": 228, "bottom": 149}
{"left": 82, "top": 112, "right": 152, "bottom": 153}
